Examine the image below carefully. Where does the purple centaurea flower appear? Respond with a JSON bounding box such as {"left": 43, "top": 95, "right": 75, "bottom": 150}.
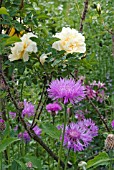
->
{"left": 22, "top": 100, "right": 35, "bottom": 117}
{"left": 75, "top": 113, "right": 85, "bottom": 121}
{"left": 18, "top": 131, "right": 31, "bottom": 143}
{"left": 60, "top": 119, "right": 98, "bottom": 152}
{"left": 47, "top": 78, "right": 85, "bottom": 104}
{"left": 33, "top": 125, "right": 42, "bottom": 136}
{"left": 9, "top": 112, "right": 16, "bottom": 119}
{"left": 86, "top": 85, "right": 96, "bottom": 99}
{"left": 111, "top": 120, "right": 114, "bottom": 128}
{"left": 46, "top": 103, "right": 62, "bottom": 115}
{"left": 0, "top": 119, "right": 4, "bottom": 123}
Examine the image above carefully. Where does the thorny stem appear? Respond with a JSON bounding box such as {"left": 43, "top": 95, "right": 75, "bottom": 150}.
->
{"left": 88, "top": 97, "right": 110, "bottom": 132}
{"left": 79, "top": 0, "right": 89, "bottom": 32}
{"left": 31, "top": 83, "right": 45, "bottom": 128}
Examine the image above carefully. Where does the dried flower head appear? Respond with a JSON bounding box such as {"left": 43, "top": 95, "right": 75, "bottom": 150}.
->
{"left": 105, "top": 134, "right": 114, "bottom": 150}
{"left": 47, "top": 78, "right": 85, "bottom": 104}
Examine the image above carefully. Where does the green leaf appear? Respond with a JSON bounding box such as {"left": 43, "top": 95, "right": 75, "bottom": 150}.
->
{"left": 15, "top": 160, "right": 27, "bottom": 170}
{"left": 87, "top": 152, "right": 114, "bottom": 169}
{"left": 0, "top": 137, "right": 20, "bottom": 153}
{"left": 5, "top": 36, "right": 21, "bottom": 46}
{"left": 41, "top": 123, "right": 61, "bottom": 140}
{"left": 0, "top": 7, "right": 9, "bottom": 15}
{"left": 24, "top": 156, "right": 42, "bottom": 169}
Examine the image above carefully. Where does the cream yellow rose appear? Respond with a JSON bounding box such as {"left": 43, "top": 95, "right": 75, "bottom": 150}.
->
{"left": 52, "top": 27, "right": 86, "bottom": 54}
{"left": 8, "top": 33, "right": 38, "bottom": 62}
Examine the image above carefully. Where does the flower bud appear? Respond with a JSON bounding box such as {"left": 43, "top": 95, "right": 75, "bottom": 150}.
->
{"left": 26, "top": 161, "right": 33, "bottom": 168}
{"left": 97, "top": 4, "right": 101, "bottom": 15}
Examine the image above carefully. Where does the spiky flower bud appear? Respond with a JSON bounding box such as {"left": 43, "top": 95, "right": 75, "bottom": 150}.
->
{"left": 105, "top": 134, "right": 114, "bottom": 150}
{"left": 18, "top": 102, "right": 24, "bottom": 110}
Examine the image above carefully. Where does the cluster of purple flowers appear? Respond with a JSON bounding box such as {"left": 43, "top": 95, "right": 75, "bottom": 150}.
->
{"left": 47, "top": 78, "right": 85, "bottom": 104}
{"left": 59, "top": 119, "right": 98, "bottom": 152}
{"left": 85, "top": 81, "right": 107, "bottom": 103}
{"left": 22, "top": 100, "right": 35, "bottom": 117}
{"left": 18, "top": 125, "right": 42, "bottom": 143}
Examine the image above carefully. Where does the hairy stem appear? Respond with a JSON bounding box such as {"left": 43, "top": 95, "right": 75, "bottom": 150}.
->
{"left": 57, "top": 104, "right": 67, "bottom": 170}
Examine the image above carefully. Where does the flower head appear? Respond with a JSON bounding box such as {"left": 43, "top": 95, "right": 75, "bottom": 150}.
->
{"left": 111, "top": 120, "right": 114, "bottom": 128}
{"left": 46, "top": 103, "right": 62, "bottom": 115}
{"left": 60, "top": 119, "right": 98, "bottom": 152}
{"left": 33, "top": 125, "right": 42, "bottom": 136}
{"left": 8, "top": 33, "right": 37, "bottom": 62}
{"left": 105, "top": 134, "right": 114, "bottom": 150}
{"left": 47, "top": 78, "right": 85, "bottom": 104}
{"left": 9, "top": 112, "right": 16, "bottom": 119}
{"left": 52, "top": 27, "right": 86, "bottom": 54}
{"left": 18, "top": 131, "right": 31, "bottom": 143}
{"left": 22, "top": 100, "right": 35, "bottom": 117}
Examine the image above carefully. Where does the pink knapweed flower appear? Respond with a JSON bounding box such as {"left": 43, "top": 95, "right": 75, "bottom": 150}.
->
{"left": 47, "top": 78, "right": 85, "bottom": 104}
{"left": 60, "top": 119, "right": 98, "bottom": 152}
{"left": 22, "top": 100, "right": 35, "bottom": 117}
{"left": 46, "top": 103, "right": 62, "bottom": 114}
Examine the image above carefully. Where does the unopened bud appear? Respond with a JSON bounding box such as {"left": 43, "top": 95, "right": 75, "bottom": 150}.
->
{"left": 97, "top": 3, "right": 101, "bottom": 15}
{"left": 26, "top": 161, "right": 33, "bottom": 168}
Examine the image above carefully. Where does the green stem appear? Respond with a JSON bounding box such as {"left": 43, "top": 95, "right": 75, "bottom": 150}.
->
{"left": 109, "top": 150, "right": 114, "bottom": 170}
{"left": 57, "top": 104, "right": 67, "bottom": 170}
{"left": 0, "top": 152, "right": 2, "bottom": 170}
{"left": 64, "top": 149, "right": 70, "bottom": 170}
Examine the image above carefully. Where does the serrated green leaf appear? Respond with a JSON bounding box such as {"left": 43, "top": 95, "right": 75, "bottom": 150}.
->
{"left": 0, "top": 137, "right": 20, "bottom": 153}
{"left": 87, "top": 152, "right": 114, "bottom": 169}
{"left": 5, "top": 36, "right": 21, "bottom": 46}
{"left": 41, "top": 123, "right": 61, "bottom": 140}
{"left": 0, "top": 7, "right": 9, "bottom": 15}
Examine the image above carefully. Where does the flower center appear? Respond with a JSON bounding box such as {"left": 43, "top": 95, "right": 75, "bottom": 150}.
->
{"left": 69, "top": 130, "right": 80, "bottom": 139}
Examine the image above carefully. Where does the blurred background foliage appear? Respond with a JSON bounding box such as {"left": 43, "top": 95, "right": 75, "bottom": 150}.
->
{"left": 0, "top": 0, "right": 114, "bottom": 169}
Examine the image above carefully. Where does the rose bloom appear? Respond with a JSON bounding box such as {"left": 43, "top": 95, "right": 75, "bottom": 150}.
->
{"left": 8, "top": 33, "right": 37, "bottom": 62}
{"left": 52, "top": 27, "right": 86, "bottom": 54}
